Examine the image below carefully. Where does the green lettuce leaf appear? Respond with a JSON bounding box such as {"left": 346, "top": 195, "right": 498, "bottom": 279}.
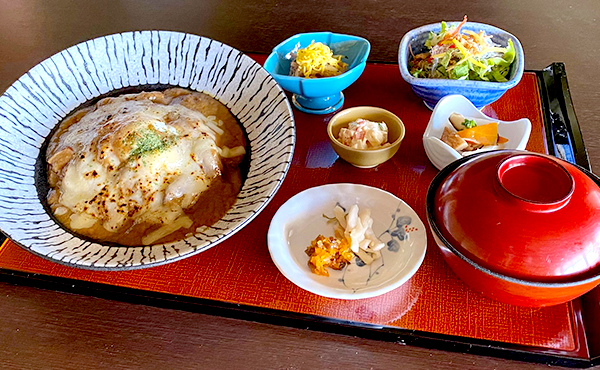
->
{"left": 449, "top": 62, "right": 469, "bottom": 80}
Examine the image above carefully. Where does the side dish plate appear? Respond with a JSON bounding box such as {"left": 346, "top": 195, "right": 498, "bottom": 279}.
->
{"left": 267, "top": 183, "right": 426, "bottom": 299}
{"left": 423, "top": 94, "right": 531, "bottom": 170}
{"left": 0, "top": 31, "right": 295, "bottom": 270}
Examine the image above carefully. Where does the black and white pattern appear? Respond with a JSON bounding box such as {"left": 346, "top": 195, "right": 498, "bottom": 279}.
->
{"left": 0, "top": 31, "right": 295, "bottom": 270}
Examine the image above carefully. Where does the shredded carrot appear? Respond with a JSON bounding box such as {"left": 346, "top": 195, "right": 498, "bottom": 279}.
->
{"left": 450, "top": 15, "right": 468, "bottom": 37}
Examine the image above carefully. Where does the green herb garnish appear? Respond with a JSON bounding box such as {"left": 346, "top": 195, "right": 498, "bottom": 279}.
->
{"left": 462, "top": 119, "right": 477, "bottom": 129}
{"left": 128, "top": 129, "right": 174, "bottom": 159}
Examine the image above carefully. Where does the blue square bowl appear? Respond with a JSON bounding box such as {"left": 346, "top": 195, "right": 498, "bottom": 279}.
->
{"left": 398, "top": 22, "right": 524, "bottom": 109}
{"left": 264, "top": 32, "right": 370, "bottom": 114}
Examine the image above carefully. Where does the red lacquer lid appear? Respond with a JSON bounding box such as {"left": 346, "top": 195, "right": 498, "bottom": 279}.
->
{"left": 433, "top": 150, "right": 600, "bottom": 282}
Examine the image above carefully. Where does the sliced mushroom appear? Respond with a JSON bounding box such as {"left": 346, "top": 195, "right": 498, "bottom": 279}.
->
{"left": 47, "top": 147, "right": 74, "bottom": 173}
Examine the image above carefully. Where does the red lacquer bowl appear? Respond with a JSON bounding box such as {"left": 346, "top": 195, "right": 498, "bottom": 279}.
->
{"left": 426, "top": 150, "right": 600, "bottom": 307}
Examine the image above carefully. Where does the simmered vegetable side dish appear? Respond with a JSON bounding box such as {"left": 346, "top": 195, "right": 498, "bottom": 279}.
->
{"left": 409, "top": 16, "right": 516, "bottom": 82}
{"left": 441, "top": 112, "right": 508, "bottom": 152}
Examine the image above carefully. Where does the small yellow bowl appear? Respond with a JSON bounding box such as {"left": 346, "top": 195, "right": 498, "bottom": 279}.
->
{"left": 327, "top": 107, "right": 405, "bottom": 168}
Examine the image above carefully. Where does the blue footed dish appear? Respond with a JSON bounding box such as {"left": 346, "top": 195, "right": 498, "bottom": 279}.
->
{"left": 264, "top": 32, "right": 370, "bottom": 114}
{"left": 398, "top": 21, "right": 525, "bottom": 109}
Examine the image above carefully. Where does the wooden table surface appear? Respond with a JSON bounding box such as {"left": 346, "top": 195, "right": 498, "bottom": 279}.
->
{"left": 0, "top": 1, "right": 599, "bottom": 369}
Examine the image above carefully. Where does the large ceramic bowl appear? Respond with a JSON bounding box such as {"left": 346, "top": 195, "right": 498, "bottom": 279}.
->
{"left": 427, "top": 150, "right": 600, "bottom": 306}
{"left": 398, "top": 21, "right": 525, "bottom": 109}
{"left": 263, "top": 32, "right": 370, "bottom": 114}
{"left": 327, "top": 106, "right": 405, "bottom": 168}
{"left": 0, "top": 31, "right": 295, "bottom": 270}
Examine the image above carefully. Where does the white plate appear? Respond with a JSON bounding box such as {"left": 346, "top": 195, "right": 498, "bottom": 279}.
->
{"left": 267, "top": 183, "right": 427, "bottom": 299}
{"left": 423, "top": 94, "right": 531, "bottom": 170}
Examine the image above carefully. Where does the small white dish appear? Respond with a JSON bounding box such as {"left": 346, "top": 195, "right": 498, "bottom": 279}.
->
{"left": 423, "top": 94, "right": 531, "bottom": 170}
{"left": 267, "top": 183, "right": 427, "bottom": 300}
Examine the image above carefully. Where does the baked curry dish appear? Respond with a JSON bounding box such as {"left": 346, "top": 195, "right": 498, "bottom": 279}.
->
{"left": 45, "top": 88, "right": 247, "bottom": 246}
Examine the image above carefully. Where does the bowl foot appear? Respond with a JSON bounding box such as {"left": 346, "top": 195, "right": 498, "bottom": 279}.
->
{"left": 349, "top": 163, "right": 379, "bottom": 169}
{"left": 423, "top": 100, "right": 436, "bottom": 111}
{"left": 292, "top": 93, "right": 344, "bottom": 115}
{"left": 424, "top": 99, "right": 485, "bottom": 111}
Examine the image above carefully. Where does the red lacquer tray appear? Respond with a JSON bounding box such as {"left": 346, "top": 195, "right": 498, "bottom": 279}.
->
{"left": 0, "top": 57, "right": 598, "bottom": 367}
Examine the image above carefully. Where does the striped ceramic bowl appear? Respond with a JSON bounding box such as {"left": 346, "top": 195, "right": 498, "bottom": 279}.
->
{"left": 0, "top": 31, "right": 295, "bottom": 270}
{"left": 398, "top": 21, "right": 524, "bottom": 109}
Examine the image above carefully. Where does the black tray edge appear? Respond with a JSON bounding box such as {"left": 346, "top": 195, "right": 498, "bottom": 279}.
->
{"left": 0, "top": 63, "right": 598, "bottom": 368}
{"left": 535, "top": 62, "right": 590, "bottom": 170}
{"left": 0, "top": 268, "right": 594, "bottom": 368}
{"left": 535, "top": 62, "right": 600, "bottom": 365}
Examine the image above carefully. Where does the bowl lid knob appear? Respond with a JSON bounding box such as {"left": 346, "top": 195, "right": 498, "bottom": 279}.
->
{"left": 431, "top": 150, "right": 600, "bottom": 282}
{"left": 494, "top": 154, "right": 574, "bottom": 212}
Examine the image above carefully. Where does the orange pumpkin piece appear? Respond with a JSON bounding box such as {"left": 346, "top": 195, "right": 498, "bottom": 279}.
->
{"left": 456, "top": 122, "right": 498, "bottom": 145}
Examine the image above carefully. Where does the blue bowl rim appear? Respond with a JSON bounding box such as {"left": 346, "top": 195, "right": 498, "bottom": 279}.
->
{"left": 398, "top": 21, "right": 525, "bottom": 90}
{"left": 264, "top": 31, "right": 371, "bottom": 83}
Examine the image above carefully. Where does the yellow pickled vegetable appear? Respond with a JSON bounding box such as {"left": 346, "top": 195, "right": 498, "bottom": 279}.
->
{"left": 292, "top": 42, "right": 347, "bottom": 78}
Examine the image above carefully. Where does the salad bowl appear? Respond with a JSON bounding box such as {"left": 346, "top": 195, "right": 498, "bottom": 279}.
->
{"left": 423, "top": 94, "right": 531, "bottom": 170}
{"left": 264, "top": 32, "right": 370, "bottom": 114}
{"left": 398, "top": 21, "right": 525, "bottom": 109}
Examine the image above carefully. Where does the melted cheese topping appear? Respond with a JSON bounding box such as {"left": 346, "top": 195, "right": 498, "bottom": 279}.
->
{"left": 46, "top": 89, "right": 246, "bottom": 245}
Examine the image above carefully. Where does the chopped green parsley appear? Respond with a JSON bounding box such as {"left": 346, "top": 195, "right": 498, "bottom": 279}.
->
{"left": 128, "top": 129, "right": 175, "bottom": 159}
